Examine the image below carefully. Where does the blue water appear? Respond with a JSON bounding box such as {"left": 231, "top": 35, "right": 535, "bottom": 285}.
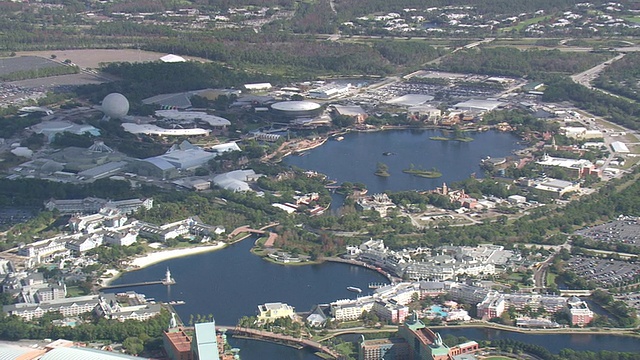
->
{"left": 284, "top": 129, "right": 523, "bottom": 194}
{"left": 106, "top": 130, "right": 640, "bottom": 358}
{"left": 108, "top": 238, "right": 388, "bottom": 326}
{"left": 430, "top": 305, "right": 448, "bottom": 317}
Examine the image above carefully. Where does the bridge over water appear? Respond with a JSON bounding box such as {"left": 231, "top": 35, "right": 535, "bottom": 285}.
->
{"left": 218, "top": 326, "right": 344, "bottom": 359}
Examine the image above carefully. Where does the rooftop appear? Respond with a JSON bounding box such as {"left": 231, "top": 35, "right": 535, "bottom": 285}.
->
{"left": 271, "top": 101, "right": 321, "bottom": 112}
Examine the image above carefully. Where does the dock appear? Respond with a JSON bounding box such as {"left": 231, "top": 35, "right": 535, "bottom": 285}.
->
{"left": 101, "top": 267, "right": 175, "bottom": 290}
{"left": 101, "top": 280, "right": 165, "bottom": 290}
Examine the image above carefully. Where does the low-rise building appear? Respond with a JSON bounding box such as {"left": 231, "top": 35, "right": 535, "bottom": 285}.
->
{"left": 372, "top": 300, "right": 409, "bottom": 324}
{"left": 476, "top": 291, "right": 505, "bottom": 320}
{"left": 566, "top": 296, "right": 594, "bottom": 327}
{"left": 45, "top": 197, "right": 152, "bottom": 214}
{"left": 95, "top": 296, "right": 162, "bottom": 322}
{"left": 331, "top": 298, "right": 375, "bottom": 322}
{"left": 3, "top": 293, "right": 114, "bottom": 321}
{"left": 359, "top": 338, "right": 411, "bottom": 360}
{"left": 257, "top": 302, "right": 295, "bottom": 323}
{"left": 164, "top": 327, "right": 193, "bottom": 360}
{"left": 532, "top": 178, "right": 580, "bottom": 198}
{"left": 356, "top": 193, "right": 397, "bottom": 217}
{"left": 536, "top": 154, "right": 599, "bottom": 178}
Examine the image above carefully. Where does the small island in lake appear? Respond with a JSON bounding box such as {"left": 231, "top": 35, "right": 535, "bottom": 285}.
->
{"left": 402, "top": 164, "right": 442, "bottom": 178}
{"left": 429, "top": 135, "right": 474, "bottom": 142}
{"left": 430, "top": 127, "right": 474, "bottom": 142}
{"left": 374, "top": 162, "right": 391, "bottom": 177}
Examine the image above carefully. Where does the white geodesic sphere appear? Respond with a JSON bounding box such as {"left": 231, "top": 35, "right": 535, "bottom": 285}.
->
{"left": 101, "top": 93, "right": 129, "bottom": 119}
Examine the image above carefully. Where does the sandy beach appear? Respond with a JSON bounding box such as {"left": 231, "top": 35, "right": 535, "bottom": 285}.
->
{"left": 100, "top": 242, "right": 226, "bottom": 287}
{"left": 129, "top": 242, "right": 226, "bottom": 268}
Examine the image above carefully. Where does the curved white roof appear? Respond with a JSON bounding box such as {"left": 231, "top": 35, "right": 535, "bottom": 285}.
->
{"left": 213, "top": 169, "right": 258, "bottom": 192}
{"left": 271, "top": 101, "right": 321, "bottom": 112}
{"left": 40, "top": 347, "right": 147, "bottom": 360}
{"left": 122, "top": 123, "right": 210, "bottom": 136}
{"left": 0, "top": 346, "right": 37, "bottom": 360}
{"left": 155, "top": 110, "right": 230, "bottom": 127}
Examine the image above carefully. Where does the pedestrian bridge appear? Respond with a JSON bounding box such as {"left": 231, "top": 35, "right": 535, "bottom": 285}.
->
{"left": 221, "top": 326, "right": 343, "bottom": 359}
{"left": 559, "top": 289, "right": 593, "bottom": 297}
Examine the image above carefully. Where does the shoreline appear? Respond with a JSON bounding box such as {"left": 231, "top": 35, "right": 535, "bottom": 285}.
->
{"left": 428, "top": 322, "right": 640, "bottom": 337}
{"left": 100, "top": 242, "right": 227, "bottom": 287}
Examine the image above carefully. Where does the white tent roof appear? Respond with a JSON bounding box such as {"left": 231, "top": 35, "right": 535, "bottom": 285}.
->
{"left": 160, "top": 54, "right": 186, "bottom": 63}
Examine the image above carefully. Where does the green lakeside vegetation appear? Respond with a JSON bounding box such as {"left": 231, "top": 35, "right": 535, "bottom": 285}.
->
{"left": 402, "top": 165, "right": 442, "bottom": 178}
{"left": 374, "top": 162, "right": 390, "bottom": 177}
{"left": 429, "top": 136, "right": 473, "bottom": 142}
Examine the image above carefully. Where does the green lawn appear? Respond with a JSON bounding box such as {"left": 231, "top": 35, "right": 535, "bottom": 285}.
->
{"left": 486, "top": 357, "right": 517, "bottom": 360}
{"left": 65, "top": 285, "right": 88, "bottom": 297}
{"left": 623, "top": 16, "right": 640, "bottom": 24}
{"left": 500, "top": 15, "right": 551, "bottom": 32}
{"left": 546, "top": 271, "right": 557, "bottom": 286}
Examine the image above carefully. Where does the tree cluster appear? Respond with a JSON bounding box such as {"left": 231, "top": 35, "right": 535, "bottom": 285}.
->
{"left": 437, "top": 48, "right": 608, "bottom": 78}
{"left": 543, "top": 77, "right": 640, "bottom": 130}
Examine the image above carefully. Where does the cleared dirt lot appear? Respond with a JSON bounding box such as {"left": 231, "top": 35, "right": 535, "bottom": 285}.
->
{"left": 14, "top": 49, "right": 209, "bottom": 69}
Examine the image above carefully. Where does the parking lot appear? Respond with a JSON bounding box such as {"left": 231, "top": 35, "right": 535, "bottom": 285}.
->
{"left": 614, "top": 292, "right": 640, "bottom": 314}
{"left": 0, "top": 207, "right": 36, "bottom": 228}
{"left": 0, "top": 56, "right": 62, "bottom": 76}
{"left": 575, "top": 216, "right": 640, "bottom": 247}
{"left": 565, "top": 255, "right": 640, "bottom": 287}
{"left": 347, "top": 73, "right": 516, "bottom": 108}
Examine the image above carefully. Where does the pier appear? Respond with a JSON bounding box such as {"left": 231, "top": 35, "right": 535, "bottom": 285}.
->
{"left": 101, "top": 281, "right": 165, "bottom": 290}
{"left": 368, "top": 282, "right": 388, "bottom": 289}
{"left": 101, "top": 267, "right": 175, "bottom": 290}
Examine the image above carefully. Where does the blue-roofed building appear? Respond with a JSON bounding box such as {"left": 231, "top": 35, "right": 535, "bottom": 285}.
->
{"left": 192, "top": 322, "right": 220, "bottom": 360}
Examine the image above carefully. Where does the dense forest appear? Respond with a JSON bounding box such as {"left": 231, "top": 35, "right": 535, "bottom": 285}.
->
{"left": 435, "top": 47, "right": 610, "bottom": 78}
{"left": 0, "top": 65, "right": 79, "bottom": 82}
{"left": 0, "top": 310, "right": 170, "bottom": 354}
{"left": 76, "top": 61, "right": 269, "bottom": 103}
{"left": 543, "top": 77, "right": 640, "bottom": 130}
{"left": 594, "top": 52, "right": 640, "bottom": 103}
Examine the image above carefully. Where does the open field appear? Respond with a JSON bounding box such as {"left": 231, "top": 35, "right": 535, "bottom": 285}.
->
{"left": 15, "top": 49, "right": 210, "bottom": 69}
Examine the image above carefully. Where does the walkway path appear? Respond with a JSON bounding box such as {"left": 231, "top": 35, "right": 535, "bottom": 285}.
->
{"left": 226, "top": 327, "right": 343, "bottom": 359}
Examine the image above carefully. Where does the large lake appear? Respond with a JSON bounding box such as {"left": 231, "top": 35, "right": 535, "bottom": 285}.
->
{"left": 108, "top": 238, "right": 640, "bottom": 359}
{"left": 284, "top": 129, "right": 524, "bottom": 193}
{"left": 108, "top": 130, "right": 640, "bottom": 358}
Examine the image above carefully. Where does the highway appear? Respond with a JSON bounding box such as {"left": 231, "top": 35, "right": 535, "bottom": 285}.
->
{"left": 570, "top": 53, "right": 625, "bottom": 90}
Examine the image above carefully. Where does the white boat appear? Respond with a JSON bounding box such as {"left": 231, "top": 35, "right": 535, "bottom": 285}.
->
{"left": 347, "top": 286, "right": 362, "bottom": 293}
{"left": 336, "top": 136, "right": 345, "bottom": 141}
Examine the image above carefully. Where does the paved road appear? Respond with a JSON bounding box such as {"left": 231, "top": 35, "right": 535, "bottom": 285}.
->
{"left": 570, "top": 53, "right": 625, "bottom": 91}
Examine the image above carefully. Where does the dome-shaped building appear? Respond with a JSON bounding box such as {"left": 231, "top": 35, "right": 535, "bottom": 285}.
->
{"left": 270, "top": 101, "right": 322, "bottom": 120}
{"left": 101, "top": 93, "right": 129, "bottom": 119}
